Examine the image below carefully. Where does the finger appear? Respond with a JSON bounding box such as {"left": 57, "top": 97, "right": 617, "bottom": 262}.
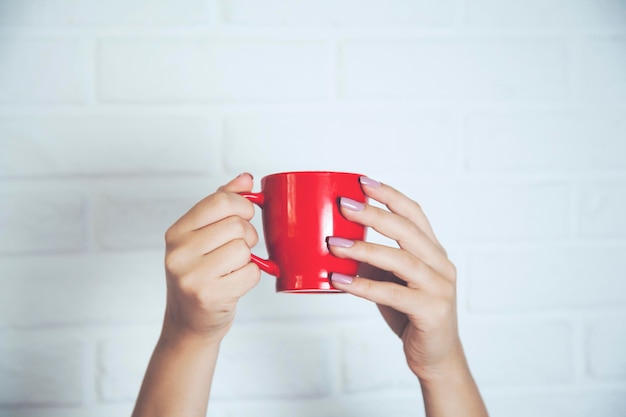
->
{"left": 218, "top": 262, "right": 262, "bottom": 299}
{"left": 218, "top": 172, "right": 254, "bottom": 193}
{"left": 327, "top": 237, "right": 440, "bottom": 290}
{"left": 331, "top": 274, "right": 423, "bottom": 317}
{"left": 189, "top": 215, "right": 259, "bottom": 255}
{"left": 168, "top": 174, "right": 255, "bottom": 237}
{"left": 360, "top": 177, "right": 444, "bottom": 252}
{"left": 197, "top": 238, "right": 251, "bottom": 280}
{"left": 339, "top": 198, "right": 454, "bottom": 279}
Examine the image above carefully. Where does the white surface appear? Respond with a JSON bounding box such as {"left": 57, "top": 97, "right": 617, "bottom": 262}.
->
{"left": 1, "top": 0, "right": 625, "bottom": 415}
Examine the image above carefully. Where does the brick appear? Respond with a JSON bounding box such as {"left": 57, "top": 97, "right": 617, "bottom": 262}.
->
{"left": 468, "top": 245, "right": 626, "bottom": 312}
{"left": 466, "top": 111, "right": 626, "bottom": 172}
{"left": 0, "top": 337, "right": 83, "bottom": 405}
{"left": 98, "top": 39, "right": 329, "bottom": 102}
{"left": 587, "top": 320, "right": 626, "bottom": 379}
{"left": 580, "top": 181, "right": 626, "bottom": 238}
{"left": 579, "top": 38, "right": 626, "bottom": 100}
{"left": 485, "top": 391, "right": 626, "bottom": 417}
{"left": 392, "top": 180, "right": 571, "bottom": 243}
{"left": 0, "top": 115, "right": 219, "bottom": 177}
{"left": 222, "top": 0, "right": 454, "bottom": 26}
{"left": 212, "top": 326, "right": 333, "bottom": 399}
{"left": 223, "top": 111, "right": 457, "bottom": 175}
{"left": 0, "top": 0, "right": 213, "bottom": 26}
{"left": 0, "top": 192, "right": 85, "bottom": 254}
{"left": 0, "top": 253, "right": 165, "bottom": 326}
{"left": 462, "top": 321, "right": 573, "bottom": 385}
{"left": 98, "top": 330, "right": 159, "bottom": 402}
{"left": 342, "top": 324, "right": 418, "bottom": 392}
{"left": 466, "top": 0, "right": 626, "bottom": 27}
{"left": 340, "top": 39, "right": 567, "bottom": 101}
{"left": 0, "top": 39, "right": 88, "bottom": 104}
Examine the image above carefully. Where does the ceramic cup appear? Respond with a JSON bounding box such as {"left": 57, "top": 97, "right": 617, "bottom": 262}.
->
{"left": 240, "top": 171, "right": 367, "bottom": 293}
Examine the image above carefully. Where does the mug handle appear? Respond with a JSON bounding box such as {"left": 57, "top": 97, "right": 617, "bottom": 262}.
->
{"left": 239, "top": 192, "right": 281, "bottom": 278}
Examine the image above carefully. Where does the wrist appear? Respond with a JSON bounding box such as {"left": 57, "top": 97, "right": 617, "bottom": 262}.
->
{"left": 413, "top": 343, "right": 472, "bottom": 387}
{"left": 160, "top": 319, "right": 227, "bottom": 353}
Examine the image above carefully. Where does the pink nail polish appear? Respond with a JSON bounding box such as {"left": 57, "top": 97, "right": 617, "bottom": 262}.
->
{"left": 331, "top": 273, "right": 354, "bottom": 285}
{"left": 340, "top": 197, "right": 365, "bottom": 211}
{"left": 360, "top": 176, "right": 381, "bottom": 188}
{"left": 327, "top": 237, "right": 355, "bottom": 248}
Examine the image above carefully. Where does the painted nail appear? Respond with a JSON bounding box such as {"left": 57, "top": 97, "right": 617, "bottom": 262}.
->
{"left": 331, "top": 273, "right": 354, "bottom": 285}
{"left": 360, "top": 176, "right": 381, "bottom": 188}
{"left": 327, "top": 237, "right": 355, "bottom": 248}
{"left": 340, "top": 197, "right": 365, "bottom": 212}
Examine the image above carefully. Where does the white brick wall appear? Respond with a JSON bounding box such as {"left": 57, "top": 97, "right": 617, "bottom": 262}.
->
{"left": 340, "top": 39, "right": 568, "bottom": 101}
{"left": 1, "top": 0, "right": 626, "bottom": 416}
{"left": 222, "top": 0, "right": 455, "bottom": 27}
{"left": 468, "top": 246, "right": 626, "bottom": 312}
{"left": 223, "top": 111, "right": 457, "bottom": 176}
{"left": 0, "top": 115, "right": 220, "bottom": 177}
{"left": 0, "top": 39, "right": 89, "bottom": 104}
{"left": 465, "top": 110, "right": 626, "bottom": 172}
{"left": 0, "top": 337, "right": 84, "bottom": 406}
{"left": 98, "top": 39, "right": 330, "bottom": 103}
{"left": 587, "top": 320, "right": 626, "bottom": 379}
{"left": 0, "top": 0, "right": 215, "bottom": 27}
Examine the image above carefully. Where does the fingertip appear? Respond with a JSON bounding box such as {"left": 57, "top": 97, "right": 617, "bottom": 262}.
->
{"left": 359, "top": 176, "right": 381, "bottom": 189}
{"left": 219, "top": 172, "right": 255, "bottom": 193}
{"left": 331, "top": 272, "right": 354, "bottom": 285}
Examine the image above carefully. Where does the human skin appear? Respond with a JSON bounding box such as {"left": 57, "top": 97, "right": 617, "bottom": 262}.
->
{"left": 131, "top": 173, "right": 488, "bottom": 417}
{"left": 328, "top": 177, "right": 488, "bottom": 417}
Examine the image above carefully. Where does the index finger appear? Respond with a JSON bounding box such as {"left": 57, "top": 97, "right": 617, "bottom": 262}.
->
{"left": 360, "top": 176, "right": 445, "bottom": 253}
{"left": 167, "top": 174, "right": 255, "bottom": 237}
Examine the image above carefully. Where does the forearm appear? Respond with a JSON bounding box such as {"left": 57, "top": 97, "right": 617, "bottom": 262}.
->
{"left": 419, "top": 354, "right": 488, "bottom": 417}
{"left": 132, "top": 332, "right": 221, "bottom": 417}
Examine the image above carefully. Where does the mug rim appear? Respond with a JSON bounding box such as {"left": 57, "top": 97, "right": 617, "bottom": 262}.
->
{"left": 262, "top": 171, "right": 364, "bottom": 180}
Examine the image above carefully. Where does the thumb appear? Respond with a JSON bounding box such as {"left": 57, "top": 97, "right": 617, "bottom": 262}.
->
{"left": 219, "top": 172, "right": 254, "bottom": 193}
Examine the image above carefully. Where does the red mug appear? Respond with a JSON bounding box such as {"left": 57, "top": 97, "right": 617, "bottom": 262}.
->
{"left": 240, "top": 171, "right": 367, "bottom": 293}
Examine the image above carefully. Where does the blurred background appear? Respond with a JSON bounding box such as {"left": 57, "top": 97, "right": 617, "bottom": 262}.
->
{"left": 1, "top": 1, "right": 626, "bottom": 416}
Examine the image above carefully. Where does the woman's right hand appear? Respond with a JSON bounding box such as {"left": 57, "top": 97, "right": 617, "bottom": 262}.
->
{"left": 161, "top": 173, "right": 261, "bottom": 344}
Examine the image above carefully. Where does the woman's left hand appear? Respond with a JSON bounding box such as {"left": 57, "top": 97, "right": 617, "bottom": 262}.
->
{"left": 328, "top": 177, "right": 465, "bottom": 383}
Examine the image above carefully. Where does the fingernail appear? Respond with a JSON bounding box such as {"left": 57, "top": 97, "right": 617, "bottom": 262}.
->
{"left": 340, "top": 197, "right": 365, "bottom": 211}
{"left": 327, "top": 237, "right": 355, "bottom": 248}
{"left": 331, "top": 273, "right": 354, "bottom": 285}
{"left": 360, "top": 176, "right": 381, "bottom": 188}
{"left": 238, "top": 172, "right": 254, "bottom": 179}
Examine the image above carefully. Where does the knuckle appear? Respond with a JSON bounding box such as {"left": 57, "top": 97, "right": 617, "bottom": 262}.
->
{"left": 440, "top": 279, "right": 457, "bottom": 300}
{"left": 231, "top": 238, "right": 252, "bottom": 262}
{"left": 410, "top": 200, "right": 423, "bottom": 214}
{"left": 250, "top": 225, "right": 259, "bottom": 246}
{"left": 211, "top": 190, "right": 232, "bottom": 212}
{"left": 245, "top": 262, "right": 262, "bottom": 284}
{"left": 357, "top": 241, "right": 376, "bottom": 260}
{"left": 164, "top": 225, "right": 178, "bottom": 245}
{"left": 226, "top": 216, "right": 248, "bottom": 239}
{"left": 164, "top": 247, "right": 184, "bottom": 273}
{"left": 448, "top": 262, "right": 458, "bottom": 281}
{"left": 407, "top": 255, "right": 425, "bottom": 277}
{"left": 176, "top": 273, "right": 195, "bottom": 295}
{"left": 388, "top": 284, "right": 406, "bottom": 306}
{"left": 370, "top": 206, "right": 385, "bottom": 227}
